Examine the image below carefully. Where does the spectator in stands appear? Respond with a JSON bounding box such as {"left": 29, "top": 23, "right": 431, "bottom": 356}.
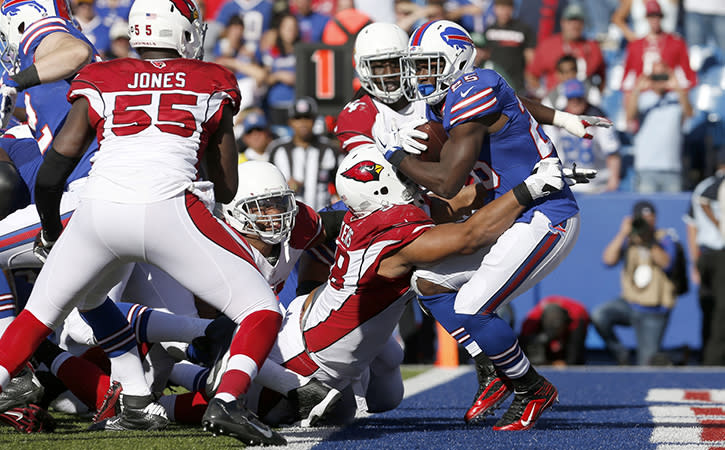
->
{"left": 621, "top": 0, "right": 697, "bottom": 93}
{"left": 321, "top": 0, "right": 371, "bottom": 46}
{"left": 262, "top": 14, "right": 300, "bottom": 126}
{"left": 214, "top": 15, "right": 267, "bottom": 113}
{"left": 293, "top": 0, "right": 330, "bottom": 43}
{"left": 106, "top": 20, "right": 133, "bottom": 60}
{"left": 612, "top": 0, "right": 679, "bottom": 43}
{"left": 625, "top": 60, "right": 693, "bottom": 193}
{"left": 395, "top": 0, "right": 444, "bottom": 34}
{"left": 268, "top": 97, "right": 340, "bottom": 210}
{"left": 526, "top": 3, "right": 606, "bottom": 97}
{"left": 685, "top": 159, "right": 725, "bottom": 363}
{"left": 481, "top": 0, "right": 536, "bottom": 92}
{"left": 592, "top": 200, "right": 682, "bottom": 365}
{"left": 543, "top": 55, "right": 602, "bottom": 110}
{"left": 544, "top": 79, "right": 621, "bottom": 193}
{"left": 73, "top": 0, "right": 111, "bottom": 59}
{"left": 444, "top": 0, "right": 493, "bottom": 35}
{"left": 215, "top": 0, "right": 274, "bottom": 53}
{"left": 520, "top": 296, "right": 590, "bottom": 366}
{"left": 683, "top": 1, "right": 725, "bottom": 56}
{"left": 694, "top": 165, "right": 725, "bottom": 365}
{"left": 238, "top": 111, "right": 274, "bottom": 163}
{"left": 93, "top": 0, "right": 132, "bottom": 28}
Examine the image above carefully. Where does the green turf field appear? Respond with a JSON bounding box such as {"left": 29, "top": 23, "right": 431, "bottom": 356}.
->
{"left": 0, "top": 365, "right": 433, "bottom": 449}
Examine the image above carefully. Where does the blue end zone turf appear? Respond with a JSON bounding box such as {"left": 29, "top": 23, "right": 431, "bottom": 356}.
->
{"left": 314, "top": 368, "right": 725, "bottom": 449}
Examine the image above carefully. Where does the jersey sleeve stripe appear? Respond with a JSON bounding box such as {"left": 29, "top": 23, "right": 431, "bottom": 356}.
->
{"left": 340, "top": 135, "right": 374, "bottom": 151}
{"left": 22, "top": 24, "right": 69, "bottom": 54}
{"left": 451, "top": 87, "right": 493, "bottom": 113}
{"left": 450, "top": 97, "right": 498, "bottom": 125}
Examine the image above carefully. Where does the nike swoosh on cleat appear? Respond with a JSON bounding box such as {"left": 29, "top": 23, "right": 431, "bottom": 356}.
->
{"left": 249, "top": 420, "right": 273, "bottom": 439}
{"left": 520, "top": 404, "right": 539, "bottom": 428}
{"left": 4, "top": 411, "right": 23, "bottom": 420}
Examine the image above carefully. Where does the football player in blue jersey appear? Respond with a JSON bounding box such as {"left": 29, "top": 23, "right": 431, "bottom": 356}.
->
{"left": 374, "top": 20, "right": 611, "bottom": 431}
{"left": 0, "top": 1, "right": 170, "bottom": 431}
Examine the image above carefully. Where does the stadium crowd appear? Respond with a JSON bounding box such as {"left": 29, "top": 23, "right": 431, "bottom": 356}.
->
{"left": 0, "top": 0, "right": 721, "bottom": 445}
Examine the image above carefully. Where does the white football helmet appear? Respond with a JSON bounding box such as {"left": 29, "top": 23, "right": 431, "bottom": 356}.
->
{"left": 222, "top": 161, "right": 298, "bottom": 245}
{"left": 128, "top": 0, "right": 206, "bottom": 59}
{"left": 336, "top": 146, "right": 422, "bottom": 218}
{"left": 354, "top": 23, "right": 409, "bottom": 104}
{"left": 0, "top": 0, "right": 75, "bottom": 75}
{"left": 402, "top": 20, "right": 476, "bottom": 105}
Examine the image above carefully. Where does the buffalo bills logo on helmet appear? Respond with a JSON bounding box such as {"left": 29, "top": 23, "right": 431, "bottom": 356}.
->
{"left": 1, "top": 0, "right": 47, "bottom": 15}
{"left": 171, "top": 0, "right": 199, "bottom": 24}
{"left": 341, "top": 161, "right": 383, "bottom": 183}
{"left": 440, "top": 26, "right": 473, "bottom": 51}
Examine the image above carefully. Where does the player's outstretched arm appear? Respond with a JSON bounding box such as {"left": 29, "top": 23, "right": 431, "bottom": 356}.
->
{"left": 204, "top": 104, "right": 239, "bottom": 204}
{"left": 381, "top": 158, "right": 565, "bottom": 277}
{"left": 32, "top": 32, "right": 94, "bottom": 85}
{"left": 519, "top": 96, "right": 613, "bottom": 139}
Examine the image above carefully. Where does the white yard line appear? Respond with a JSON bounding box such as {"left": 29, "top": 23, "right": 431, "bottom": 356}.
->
{"left": 276, "top": 365, "right": 472, "bottom": 449}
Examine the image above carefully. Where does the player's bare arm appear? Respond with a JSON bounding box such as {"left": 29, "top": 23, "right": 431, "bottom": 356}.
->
{"left": 204, "top": 104, "right": 239, "bottom": 204}
{"left": 379, "top": 189, "right": 525, "bottom": 278}
{"left": 397, "top": 119, "right": 489, "bottom": 198}
{"left": 33, "top": 32, "right": 93, "bottom": 84}
{"left": 429, "top": 183, "right": 487, "bottom": 224}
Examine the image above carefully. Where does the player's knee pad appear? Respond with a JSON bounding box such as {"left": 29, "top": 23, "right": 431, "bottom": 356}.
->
{"left": 0, "top": 161, "right": 22, "bottom": 220}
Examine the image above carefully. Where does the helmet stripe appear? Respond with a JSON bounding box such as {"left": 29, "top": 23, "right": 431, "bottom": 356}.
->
{"left": 411, "top": 20, "right": 435, "bottom": 47}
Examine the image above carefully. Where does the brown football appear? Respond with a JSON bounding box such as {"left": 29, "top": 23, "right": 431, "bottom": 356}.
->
{"left": 413, "top": 121, "right": 448, "bottom": 162}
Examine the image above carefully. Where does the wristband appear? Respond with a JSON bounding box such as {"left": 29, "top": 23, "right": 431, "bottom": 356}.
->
{"left": 387, "top": 148, "right": 407, "bottom": 168}
{"left": 513, "top": 182, "right": 533, "bottom": 206}
{"left": 10, "top": 64, "right": 41, "bottom": 91}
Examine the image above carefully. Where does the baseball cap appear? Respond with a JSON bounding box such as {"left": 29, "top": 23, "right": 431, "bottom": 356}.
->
{"left": 645, "top": 0, "right": 663, "bottom": 17}
{"left": 562, "top": 79, "right": 586, "bottom": 99}
{"left": 562, "top": 3, "right": 586, "bottom": 21}
{"left": 242, "top": 112, "right": 268, "bottom": 134}
{"left": 633, "top": 200, "right": 656, "bottom": 218}
{"left": 288, "top": 97, "right": 318, "bottom": 119}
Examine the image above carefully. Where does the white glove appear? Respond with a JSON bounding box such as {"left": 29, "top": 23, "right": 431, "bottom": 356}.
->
{"left": 372, "top": 114, "right": 429, "bottom": 155}
{"left": 552, "top": 110, "right": 613, "bottom": 139}
{"left": 397, "top": 117, "right": 429, "bottom": 155}
{"left": 524, "top": 157, "right": 565, "bottom": 200}
{"left": 0, "top": 84, "right": 17, "bottom": 129}
{"left": 563, "top": 163, "right": 597, "bottom": 185}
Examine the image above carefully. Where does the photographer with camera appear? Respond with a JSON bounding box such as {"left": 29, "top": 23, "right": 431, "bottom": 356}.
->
{"left": 591, "top": 200, "right": 682, "bottom": 365}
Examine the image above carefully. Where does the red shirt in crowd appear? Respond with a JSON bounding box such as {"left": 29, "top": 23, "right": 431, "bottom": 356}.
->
{"left": 621, "top": 32, "right": 697, "bottom": 91}
{"left": 527, "top": 34, "right": 605, "bottom": 92}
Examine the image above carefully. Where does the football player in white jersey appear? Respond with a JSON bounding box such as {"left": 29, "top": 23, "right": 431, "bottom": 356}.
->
{"left": 247, "top": 146, "right": 566, "bottom": 425}
{"left": 0, "top": 0, "right": 286, "bottom": 446}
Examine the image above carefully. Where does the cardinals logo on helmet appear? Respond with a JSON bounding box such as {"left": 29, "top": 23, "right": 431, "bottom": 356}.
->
{"left": 171, "top": 0, "right": 199, "bottom": 23}
{"left": 440, "top": 27, "right": 473, "bottom": 51}
{"left": 341, "top": 161, "right": 383, "bottom": 183}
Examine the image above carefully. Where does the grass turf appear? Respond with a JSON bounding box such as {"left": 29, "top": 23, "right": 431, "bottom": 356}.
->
{"left": 0, "top": 365, "right": 433, "bottom": 448}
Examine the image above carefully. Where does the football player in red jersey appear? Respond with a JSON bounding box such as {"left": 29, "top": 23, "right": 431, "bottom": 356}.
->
{"left": 241, "top": 146, "right": 566, "bottom": 426}
{"left": 0, "top": 0, "right": 286, "bottom": 445}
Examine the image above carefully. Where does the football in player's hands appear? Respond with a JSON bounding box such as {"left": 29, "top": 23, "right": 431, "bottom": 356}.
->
{"left": 413, "top": 121, "right": 447, "bottom": 162}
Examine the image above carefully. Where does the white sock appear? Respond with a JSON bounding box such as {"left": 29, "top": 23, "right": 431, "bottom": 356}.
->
{"left": 255, "top": 359, "right": 310, "bottom": 394}
{"left": 110, "top": 347, "right": 151, "bottom": 397}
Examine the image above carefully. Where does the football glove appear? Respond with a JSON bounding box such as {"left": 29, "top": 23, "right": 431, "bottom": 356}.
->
{"left": 0, "top": 83, "right": 17, "bottom": 130}
{"left": 372, "top": 114, "right": 428, "bottom": 156}
{"left": 552, "top": 110, "right": 613, "bottom": 139}
{"left": 524, "top": 157, "right": 565, "bottom": 200}
{"left": 32, "top": 230, "right": 57, "bottom": 264}
{"left": 563, "top": 163, "right": 597, "bottom": 185}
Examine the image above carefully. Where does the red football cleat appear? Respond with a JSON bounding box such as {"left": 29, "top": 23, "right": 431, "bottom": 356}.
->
{"left": 492, "top": 378, "right": 558, "bottom": 431}
{"left": 464, "top": 373, "right": 512, "bottom": 423}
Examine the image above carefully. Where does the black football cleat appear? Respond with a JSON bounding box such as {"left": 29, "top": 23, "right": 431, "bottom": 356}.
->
{"left": 464, "top": 361, "right": 512, "bottom": 423}
{"left": 288, "top": 378, "right": 342, "bottom": 427}
{"left": 0, "top": 403, "right": 55, "bottom": 433}
{"left": 88, "top": 393, "right": 168, "bottom": 431}
{"left": 0, "top": 366, "right": 44, "bottom": 413}
{"left": 202, "top": 397, "right": 287, "bottom": 446}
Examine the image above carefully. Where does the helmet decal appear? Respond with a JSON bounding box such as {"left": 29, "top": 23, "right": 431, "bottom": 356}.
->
{"left": 341, "top": 161, "right": 383, "bottom": 183}
{"left": 1, "top": 0, "right": 47, "bottom": 15}
{"left": 440, "top": 26, "right": 473, "bottom": 51}
{"left": 171, "top": 0, "right": 198, "bottom": 24}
